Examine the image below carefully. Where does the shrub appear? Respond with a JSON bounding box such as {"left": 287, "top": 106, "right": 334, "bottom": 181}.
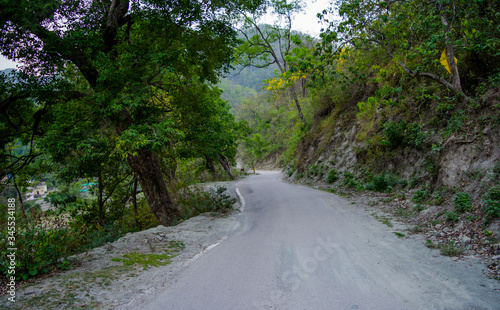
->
{"left": 405, "top": 123, "right": 426, "bottom": 148}
{"left": 383, "top": 120, "right": 406, "bottom": 148}
{"left": 440, "top": 241, "right": 463, "bottom": 256}
{"left": 0, "top": 222, "right": 106, "bottom": 281}
{"left": 493, "top": 161, "right": 500, "bottom": 181}
{"left": 366, "top": 172, "right": 398, "bottom": 192}
{"left": 307, "top": 165, "right": 319, "bottom": 177}
{"left": 383, "top": 120, "right": 426, "bottom": 149}
{"left": 445, "top": 211, "right": 460, "bottom": 223}
{"left": 342, "top": 171, "right": 358, "bottom": 188}
{"left": 453, "top": 192, "right": 473, "bottom": 213}
{"left": 399, "top": 179, "right": 408, "bottom": 188}
{"left": 175, "top": 185, "right": 236, "bottom": 219}
{"left": 483, "top": 186, "right": 500, "bottom": 218}
{"left": 432, "top": 193, "right": 445, "bottom": 205}
{"left": 326, "top": 169, "right": 339, "bottom": 183}
{"left": 412, "top": 188, "right": 429, "bottom": 204}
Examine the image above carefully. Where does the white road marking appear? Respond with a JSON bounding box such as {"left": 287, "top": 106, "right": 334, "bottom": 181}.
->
{"left": 185, "top": 238, "right": 225, "bottom": 265}
{"left": 235, "top": 187, "right": 245, "bottom": 212}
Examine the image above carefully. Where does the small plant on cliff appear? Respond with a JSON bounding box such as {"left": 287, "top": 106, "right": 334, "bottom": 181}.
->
{"left": 453, "top": 192, "right": 473, "bottom": 213}
{"left": 383, "top": 120, "right": 406, "bottom": 148}
{"left": 412, "top": 188, "right": 429, "bottom": 204}
{"left": 307, "top": 165, "right": 319, "bottom": 177}
{"left": 493, "top": 161, "right": 500, "bottom": 181}
{"left": 366, "top": 172, "right": 398, "bottom": 192}
{"left": 445, "top": 211, "right": 460, "bottom": 223}
{"left": 483, "top": 186, "right": 500, "bottom": 218}
{"left": 342, "top": 171, "right": 358, "bottom": 188}
{"left": 326, "top": 169, "right": 339, "bottom": 183}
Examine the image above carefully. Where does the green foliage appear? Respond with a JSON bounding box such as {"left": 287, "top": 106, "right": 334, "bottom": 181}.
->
{"left": 342, "top": 171, "right": 359, "bottom": 188}
{"left": 483, "top": 186, "right": 500, "bottom": 218}
{"left": 493, "top": 161, "right": 500, "bottom": 181}
{"left": 307, "top": 165, "right": 320, "bottom": 177}
{"left": 0, "top": 216, "right": 127, "bottom": 281}
{"left": 357, "top": 97, "right": 379, "bottom": 120}
{"left": 111, "top": 253, "right": 175, "bottom": 270}
{"left": 398, "top": 179, "right": 408, "bottom": 189}
{"left": 365, "top": 171, "right": 398, "bottom": 192}
{"left": 383, "top": 121, "right": 407, "bottom": 148}
{"left": 432, "top": 193, "right": 445, "bottom": 206}
{"left": 393, "top": 232, "right": 405, "bottom": 238}
{"left": 445, "top": 211, "right": 460, "bottom": 223}
{"left": 440, "top": 241, "right": 463, "bottom": 257}
{"left": 326, "top": 169, "right": 339, "bottom": 184}
{"left": 453, "top": 192, "right": 473, "bottom": 213}
{"left": 443, "top": 111, "right": 466, "bottom": 138}
{"left": 383, "top": 121, "right": 426, "bottom": 149}
{"left": 413, "top": 188, "right": 429, "bottom": 204}
{"left": 174, "top": 185, "right": 236, "bottom": 220}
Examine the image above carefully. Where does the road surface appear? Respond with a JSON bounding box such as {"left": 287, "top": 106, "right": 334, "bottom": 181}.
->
{"left": 135, "top": 172, "right": 499, "bottom": 310}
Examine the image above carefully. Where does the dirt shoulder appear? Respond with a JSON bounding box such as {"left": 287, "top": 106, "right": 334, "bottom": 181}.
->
{"left": 1, "top": 195, "right": 242, "bottom": 309}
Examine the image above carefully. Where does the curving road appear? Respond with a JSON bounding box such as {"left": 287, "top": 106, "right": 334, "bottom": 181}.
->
{"left": 138, "top": 171, "right": 500, "bottom": 310}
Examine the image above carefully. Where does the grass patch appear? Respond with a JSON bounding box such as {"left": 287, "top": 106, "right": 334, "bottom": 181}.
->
{"left": 372, "top": 213, "right": 394, "bottom": 227}
{"left": 393, "top": 232, "right": 405, "bottom": 238}
{"left": 111, "top": 252, "right": 176, "bottom": 270}
{"left": 453, "top": 192, "right": 473, "bottom": 213}
{"left": 425, "top": 239, "right": 439, "bottom": 249}
{"left": 439, "top": 241, "right": 463, "bottom": 256}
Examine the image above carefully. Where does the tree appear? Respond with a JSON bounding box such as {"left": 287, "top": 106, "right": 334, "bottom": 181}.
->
{"left": 319, "top": 0, "right": 500, "bottom": 101}
{"left": 0, "top": 0, "right": 261, "bottom": 226}
{"left": 234, "top": 0, "right": 310, "bottom": 125}
{"left": 174, "top": 81, "right": 242, "bottom": 180}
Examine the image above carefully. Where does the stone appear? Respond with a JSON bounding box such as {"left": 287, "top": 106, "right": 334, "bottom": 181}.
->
{"left": 459, "top": 235, "right": 471, "bottom": 246}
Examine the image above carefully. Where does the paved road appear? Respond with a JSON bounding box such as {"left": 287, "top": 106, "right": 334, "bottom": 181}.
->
{"left": 140, "top": 172, "right": 499, "bottom": 310}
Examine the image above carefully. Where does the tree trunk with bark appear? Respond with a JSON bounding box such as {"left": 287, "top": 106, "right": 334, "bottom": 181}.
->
{"left": 217, "top": 153, "right": 235, "bottom": 180}
{"left": 205, "top": 155, "right": 218, "bottom": 181}
{"left": 127, "top": 148, "right": 181, "bottom": 226}
{"left": 290, "top": 85, "right": 308, "bottom": 126}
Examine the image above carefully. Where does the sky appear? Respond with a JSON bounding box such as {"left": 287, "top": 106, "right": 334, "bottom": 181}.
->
{"left": 0, "top": 0, "right": 333, "bottom": 70}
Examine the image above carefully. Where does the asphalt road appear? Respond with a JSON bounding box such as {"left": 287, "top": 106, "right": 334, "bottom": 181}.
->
{"left": 140, "top": 171, "right": 499, "bottom": 310}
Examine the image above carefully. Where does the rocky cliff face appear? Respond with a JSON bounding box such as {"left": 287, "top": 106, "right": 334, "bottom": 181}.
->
{"left": 289, "top": 88, "right": 500, "bottom": 197}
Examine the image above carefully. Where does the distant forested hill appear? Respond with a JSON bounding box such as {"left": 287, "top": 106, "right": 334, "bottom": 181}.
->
{"left": 219, "top": 65, "right": 277, "bottom": 109}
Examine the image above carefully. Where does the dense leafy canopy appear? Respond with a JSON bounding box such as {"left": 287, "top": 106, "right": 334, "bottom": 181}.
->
{"left": 0, "top": 0, "right": 262, "bottom": 225}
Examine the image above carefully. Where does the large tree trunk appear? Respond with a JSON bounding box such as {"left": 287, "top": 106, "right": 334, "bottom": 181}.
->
{"left": 127, "top": 148, "right": 181, "bottom": 226}
{"left": 205, "top": 155, "right": 218, "bottom": 181}
{"left": 217, "top": 153, "right": 235, "bottom": 180}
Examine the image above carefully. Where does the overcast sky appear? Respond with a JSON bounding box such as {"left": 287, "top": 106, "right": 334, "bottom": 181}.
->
{"left": 0, "top": 0, "right": 333, "bottom": 70}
